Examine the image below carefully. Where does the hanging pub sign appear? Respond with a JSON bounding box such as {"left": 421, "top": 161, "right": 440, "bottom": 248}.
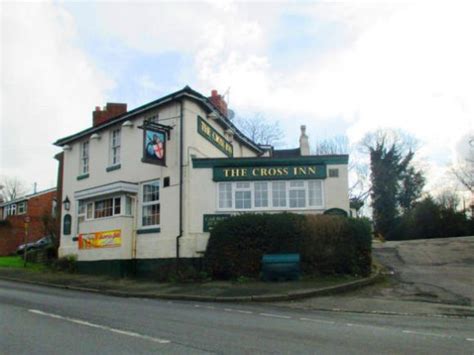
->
{"left": 140, "top": 118, "right": 172, "bottom": 166}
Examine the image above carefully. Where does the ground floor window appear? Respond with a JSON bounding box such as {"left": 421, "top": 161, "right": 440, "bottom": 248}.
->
{"left": 217, "top": 179, "right": 324, "bottom": 211}
{"left": 141, "top": 180, "right": 160, "bottom": 228}
{"left": 77, "top": 195, "right": 132, "bottom": 222}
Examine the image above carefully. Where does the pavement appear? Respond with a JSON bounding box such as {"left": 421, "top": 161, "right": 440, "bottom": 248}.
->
{"left": 0, "top": 266, "right": 380, "bottom": 302}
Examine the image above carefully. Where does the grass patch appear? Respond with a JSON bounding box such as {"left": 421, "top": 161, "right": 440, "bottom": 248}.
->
{"left": 0, "top": 256, "right": 46, "bottom": 271}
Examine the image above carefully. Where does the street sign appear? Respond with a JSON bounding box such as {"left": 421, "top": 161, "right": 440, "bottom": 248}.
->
{"left": 24, "top": 216, "right": 31, "bottom": 223}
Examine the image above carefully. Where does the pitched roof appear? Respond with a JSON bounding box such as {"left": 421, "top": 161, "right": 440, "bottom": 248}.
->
{"left": 54, "top": 86, "right": 263, "bottom": 153}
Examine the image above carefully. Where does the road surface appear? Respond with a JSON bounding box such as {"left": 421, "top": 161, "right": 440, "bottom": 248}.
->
{"left": 373, "top": 236, "right": 474, "bottom": 305}
{"left": 1, "top": 280, "right": 473, "bottom": 354}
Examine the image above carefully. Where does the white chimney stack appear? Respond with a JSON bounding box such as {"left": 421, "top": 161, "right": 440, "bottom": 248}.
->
{"left": 299, "top": 125, "right": 310, "bottom": 156}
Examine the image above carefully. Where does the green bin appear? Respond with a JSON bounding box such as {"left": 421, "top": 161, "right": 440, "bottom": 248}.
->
{"left": 261, "top": 253, "right": 300, "bottom": 281}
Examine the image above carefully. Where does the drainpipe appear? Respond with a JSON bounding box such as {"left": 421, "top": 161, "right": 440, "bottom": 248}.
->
{"left": 176, "top": 99, "right": 184, "bottom": 273}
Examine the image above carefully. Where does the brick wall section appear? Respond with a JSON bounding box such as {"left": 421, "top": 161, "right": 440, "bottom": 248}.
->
{"left": 0, "top": 190, "right": 57, "bottom": 256}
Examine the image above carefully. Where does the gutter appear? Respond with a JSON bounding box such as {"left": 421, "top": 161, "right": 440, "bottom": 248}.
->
{"left": 176, "top": 99, "right": 184, "bottom": 273}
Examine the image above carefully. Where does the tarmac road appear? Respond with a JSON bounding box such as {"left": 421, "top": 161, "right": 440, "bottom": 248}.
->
{"left": 1, "top": 280, "right": 473, "bottom": 354}
{"left": 372, "top": 236, "right": 474, "bottom": 305}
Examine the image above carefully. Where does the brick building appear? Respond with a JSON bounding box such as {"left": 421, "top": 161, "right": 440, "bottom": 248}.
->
{"left": 0, "top": 188, "right": 57, "bottom": 256}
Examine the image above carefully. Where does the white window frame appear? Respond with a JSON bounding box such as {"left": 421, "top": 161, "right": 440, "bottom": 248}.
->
{"left": 289, "top": 181, "right": 306, "bottom": 208}
{"left": 109, "top": 128, "right": 121, "bottom": 166}
{"left": 234, "top": 182, "right": 252, "bottom": 209}
{"left": 218, "top": 182, "right": 232, "bottom": 209}
{"left": 140, "top": 180, "right": 160, "bottom": 229}
{"left": 80, "top": 140, "right": 89, "bottom": 175}
{"left": 216, "top": 179, "right": 324, "bottom": 212}
{"left": 77, "top": 195, "right": 130, "bottom": 222}
{"left": 17, "top": 202, "right": 27, "bottom": 215}
{"left": 254, "top": 181, "right": 269, "bottom": 208}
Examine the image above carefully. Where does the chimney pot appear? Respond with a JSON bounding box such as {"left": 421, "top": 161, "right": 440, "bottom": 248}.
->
{"left": 95, "top": 106, "right": 101, "bottom": 111}
{"left": 211, "top": 89, "right": 218, "bottom": 97}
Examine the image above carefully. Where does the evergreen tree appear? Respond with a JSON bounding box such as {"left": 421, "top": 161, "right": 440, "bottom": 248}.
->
{"left": 363, "top": 130, "right": 425, "bottom": 239}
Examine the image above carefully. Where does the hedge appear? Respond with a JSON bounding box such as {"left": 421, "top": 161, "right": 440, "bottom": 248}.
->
{"left": 204, "top": 213, "right": 372, "bottom": 280}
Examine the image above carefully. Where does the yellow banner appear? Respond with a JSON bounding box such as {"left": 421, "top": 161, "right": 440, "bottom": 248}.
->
{"left": 78, "top": 230, "right": 121, "bottom": 249}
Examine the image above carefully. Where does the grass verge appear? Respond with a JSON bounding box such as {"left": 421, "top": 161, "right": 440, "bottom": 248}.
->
{"left": 0, "top": 256, "right": 46, "bottom": 271}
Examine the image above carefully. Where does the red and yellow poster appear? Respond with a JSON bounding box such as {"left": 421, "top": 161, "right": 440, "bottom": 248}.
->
{"left": 78, "top": 230, "right": 121, "bottom": 249}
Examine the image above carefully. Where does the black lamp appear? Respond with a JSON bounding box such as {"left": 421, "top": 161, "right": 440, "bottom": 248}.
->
{"left": 63, "top": 196, "right": 70, "bottom": 211}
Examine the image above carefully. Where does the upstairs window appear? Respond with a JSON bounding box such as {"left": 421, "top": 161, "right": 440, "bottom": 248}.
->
{"left": 80, "top": 140, "right": 89, "bottom": 175}
{"left": 110, "top": 128, "right": 121, "bottom": 166}
{"left": 17, "top": 202, "right": 27, "bottom": 215}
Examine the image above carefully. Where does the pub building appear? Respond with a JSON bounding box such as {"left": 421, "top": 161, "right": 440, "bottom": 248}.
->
{"left": 54, "top": 86, "right": 349, "bottom": 276}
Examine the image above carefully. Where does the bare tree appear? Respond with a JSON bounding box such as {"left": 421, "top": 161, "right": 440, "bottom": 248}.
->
{"left": 314, "top": 136, "right": 349, "bottom": 155}
{"left": 0, "top": 176, "right": 28, "bottom": 202}
{"left": 436, "top": 190, "right": 461, "bottom": 210}
{"left": 451, "top": 136, "right": 474, "bottom": 192}
{"left": 233, "top": 114, "right": 284, "bottom": 146}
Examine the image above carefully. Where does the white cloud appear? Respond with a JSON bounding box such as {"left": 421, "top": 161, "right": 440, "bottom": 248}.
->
{"left": 1, "top": 2, "right": 113, "bottom": 191}
{"left": 190, "top": 2, "right": 474, "bottom": 189}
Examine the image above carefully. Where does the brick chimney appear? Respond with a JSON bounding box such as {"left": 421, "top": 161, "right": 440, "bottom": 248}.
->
{"left": 92, "top": 103, "right": 127, "bottom": 127}
{"left": 208, "top": 90, "right": 228, "bottom": 117}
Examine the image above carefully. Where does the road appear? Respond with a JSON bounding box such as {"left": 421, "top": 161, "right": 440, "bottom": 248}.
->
{"left": 1, "top": 280, "right": 473, "bottom": 354}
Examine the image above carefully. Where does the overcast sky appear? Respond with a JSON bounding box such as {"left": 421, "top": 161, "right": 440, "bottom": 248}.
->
{"left": 1, "top": 1, "right": 473, "bottom": 195}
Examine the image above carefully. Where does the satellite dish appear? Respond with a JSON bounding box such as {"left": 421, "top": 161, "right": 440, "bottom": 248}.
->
{"left": 228, "top": 109, "right": 235, "bottom": 120}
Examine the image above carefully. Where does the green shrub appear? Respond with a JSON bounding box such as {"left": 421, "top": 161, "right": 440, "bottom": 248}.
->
{"left": 204, "top": 213, "right": 372, "bottom": 279}
{"left": 347, "top": 217, "right": 372, "bottom": 276}
{"left": 204, "top": 213, "right": 304, "bottom": 279}
{"left": 301, "top": 216, "right": 372, "bottom": 276}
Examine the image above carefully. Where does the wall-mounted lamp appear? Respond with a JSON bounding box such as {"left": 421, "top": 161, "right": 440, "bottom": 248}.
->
{"left": 63, "top": 196, "right": 70, "bottom": 211}
{"left": 122, "top": 120, "right": 133, "bottom": 128}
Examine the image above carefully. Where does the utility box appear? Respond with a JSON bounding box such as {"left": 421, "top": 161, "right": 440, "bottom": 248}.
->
{"left": 261, "top": 253, "right": 300, "bottom": 281}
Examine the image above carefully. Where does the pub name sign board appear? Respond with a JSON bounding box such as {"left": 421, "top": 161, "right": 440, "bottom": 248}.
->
{"left": 213, "top": 164, "right": 326, "bottom": 181}
{"left": 198, "top": 116, "right": 233, "bottom": 157}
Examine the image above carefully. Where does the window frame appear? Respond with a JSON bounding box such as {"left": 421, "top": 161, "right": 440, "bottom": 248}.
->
{"left": 109, "top": 128, "right": 121, "bottom": 167}
{"left": 80, "top": 140, "right": 90, "bottom": 175}
{"left": 140, "top": 180, "right": 160, "bottom": 229}
{"left": 77, "top": 195, "right": 131, "bottom": 222}
{"left": 216, "top": 179, "right": 324, "bottom": 212}
{"left": 17, "top": 202, "right": 27, "bottom": 215}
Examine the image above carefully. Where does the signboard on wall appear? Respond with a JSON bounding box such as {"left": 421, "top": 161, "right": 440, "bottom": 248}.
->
{"left": 203, "top": 214, "right": 231, "bottom": 232}
{"left": 143, "top": 128, "right": 166, "bottom": 165}
{"left": 78, "top": 230, "right": 122, "bottom": 249}
{"left": 213, "top": 164, "right": 326, "bottom": 181}
{"left": 197, "top": 116, "right": 233, "bottom": 157}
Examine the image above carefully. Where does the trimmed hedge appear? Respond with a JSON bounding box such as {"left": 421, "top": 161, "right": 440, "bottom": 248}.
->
{"left": 205, "top": 213, "right": 305, "bottom": 280}
{"left": 204, "top": 213, "right": 372, "bottom": 280}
